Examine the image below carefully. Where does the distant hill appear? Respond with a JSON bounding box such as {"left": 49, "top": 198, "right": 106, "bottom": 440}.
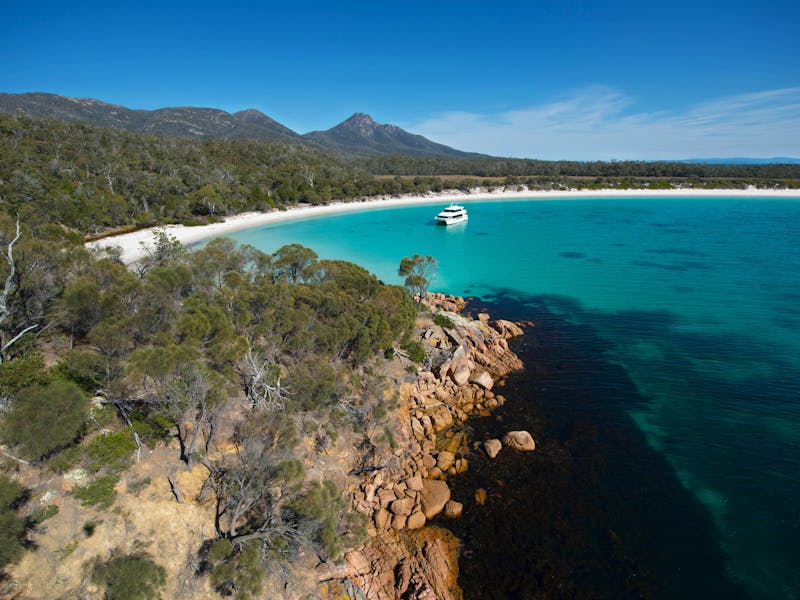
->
{"left": 0, "top": 92, "right": 299, "bottom": 141}
{"left": 303, "top": 112, "right": 483, "bottom": 158}
{"left": 0, "top": 92, "right": 481, "bottom": 158}
{"left": 677, "top": 157, "right": 800, "bottom": 165}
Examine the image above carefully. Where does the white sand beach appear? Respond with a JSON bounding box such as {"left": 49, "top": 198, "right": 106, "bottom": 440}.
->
{"left": 86, "top": 187, "right": 800, "bottom": 264}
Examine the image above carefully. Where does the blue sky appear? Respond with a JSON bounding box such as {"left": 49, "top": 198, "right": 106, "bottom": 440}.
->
{"left": 2, "top": 0, "right": 798, "bottom": 159}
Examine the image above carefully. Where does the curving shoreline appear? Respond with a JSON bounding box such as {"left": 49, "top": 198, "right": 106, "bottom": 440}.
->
{"left": 86, "top": 186, "right": 800, "bottom": 264}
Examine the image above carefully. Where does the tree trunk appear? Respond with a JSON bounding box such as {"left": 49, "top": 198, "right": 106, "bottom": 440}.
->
{"left": 168, "top": 473, "right": 185, "bottom": 504}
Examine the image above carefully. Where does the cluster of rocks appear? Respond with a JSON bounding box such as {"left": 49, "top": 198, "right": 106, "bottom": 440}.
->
{"left": 424, "top": 292, "right": 466, "bottom": 313}
{"left": 351, "top": 295, "right": 526, "bottom": 536}
{"left": 331, "top": 295, "right": 535, "bottom": 599}
{"left": 483, "top": 430, "right": 536, "bottom": 458}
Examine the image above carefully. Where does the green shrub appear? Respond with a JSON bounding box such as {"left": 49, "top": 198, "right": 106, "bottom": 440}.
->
{"left": 433, "top": 314, "right": 456, "bottom": 329}
{"left": 52, "top": 350, "right": 107, "bottom": 392}
{"left": 73, "top": 475, "right": 119, "bottom": 509}
{"left": 293, "top": 480, "right": 347, "bottom": 561}
{"left": 383, "top": 426, "right": 398, "bottom": 449}
{"left": 206, "top": 539, "right": 264, "bottom": 600}
{"left": 344, "top": 510, "right": 370, "bottom": 551}
{"left": 0, "top": 475, "right": 26, "bottom": 572}
{"left": 48, "top": 444, "right": 84, "bottom": 473}
{"left": 129, "top": 411, "right": 172, "bottom": 445}
{"left": 84, "top": 431, "right": 137, "bottom": 474}
{"left": 1, "top": 381, "right": 88, "bottom": 460}
{"left": 401, "top": 341, "right": 425, "bottom": 364}
{"left": 0, "top": 353, "right": 48, "bottom": 398}
{"left": 287, "top": 356, "right": 341, "bottom": 411}
{"left": 49, "top": 430, "right": 136, "bottom": 475}
{"left": 91, "top": 550, "right": 166, "bottom": 600}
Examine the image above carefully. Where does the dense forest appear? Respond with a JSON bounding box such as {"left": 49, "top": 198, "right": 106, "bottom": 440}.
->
{"left": 357, "top": 154, "right": 800, "bottom": 179}
{"left": 1, "top": 114, "right": 798, "bottom": 238}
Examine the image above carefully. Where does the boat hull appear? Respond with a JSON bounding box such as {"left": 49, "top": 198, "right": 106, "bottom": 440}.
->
{"left": 436, "top": 215, "right": 468, "bottom": 225}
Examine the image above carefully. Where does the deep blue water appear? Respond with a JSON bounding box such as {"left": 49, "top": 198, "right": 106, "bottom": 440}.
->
{"left": 222, "top": 197, "right": 800, "bottom": 599}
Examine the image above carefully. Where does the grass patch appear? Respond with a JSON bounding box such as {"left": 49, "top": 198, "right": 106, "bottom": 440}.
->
{"left": 73, "top": 475, "right": 119, "bottom": 510}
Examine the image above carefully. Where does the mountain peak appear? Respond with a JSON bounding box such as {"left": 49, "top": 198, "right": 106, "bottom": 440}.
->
{"left": 337, "top": 113, "right": 381, "bottom": 137}
{"left": 346, "top": 112, "right": 377, "bottom": 124}
{"left": 233, "top": 108, "right": 267, "bottom": 119}
{"left": 304, "top": 112, "right": 481, "bottom": 158}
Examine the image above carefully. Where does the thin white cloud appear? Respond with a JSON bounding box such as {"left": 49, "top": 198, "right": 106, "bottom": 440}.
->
{"left": 408, "top": 86, "right": 800, "bottom": 160}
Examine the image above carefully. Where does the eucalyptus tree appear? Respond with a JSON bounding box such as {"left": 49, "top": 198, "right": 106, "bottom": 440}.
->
{"left": 127, "top": 344, "right": 223, "bottom": 471}
{"left": 398, "top": 254, "right": 438, "bottom": 306}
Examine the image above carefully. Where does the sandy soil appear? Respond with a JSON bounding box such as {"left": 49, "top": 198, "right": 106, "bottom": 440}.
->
{"left": 86, "top": 187, "right": 800, "bottom": 264}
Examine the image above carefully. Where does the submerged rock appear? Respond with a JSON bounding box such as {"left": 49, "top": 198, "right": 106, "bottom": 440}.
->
{"left": 444, "top": 500, "right": 463, "bottom": 519}
{"left": 503, "top": 430, "right": 536, "bottom": 452}
{"left": 484, "top": 439, "right": 502, "bottom": 459}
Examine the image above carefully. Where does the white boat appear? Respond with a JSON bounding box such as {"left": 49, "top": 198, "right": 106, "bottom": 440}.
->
{"left": 435, "top": 204, "right": 468, "bottom": 225}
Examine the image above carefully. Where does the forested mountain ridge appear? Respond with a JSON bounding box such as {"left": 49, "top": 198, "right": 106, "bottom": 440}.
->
{"left": 1, "top": 112, "right": 798, "bottom": 239}
{"left": 0, "top": 92, "right": 300, "bottom": 141}
{"left": 303, "top": 112, "right": 484, "bottom": 158}
{"left": 0, "top": 92, "right": 478, "bottom": 158}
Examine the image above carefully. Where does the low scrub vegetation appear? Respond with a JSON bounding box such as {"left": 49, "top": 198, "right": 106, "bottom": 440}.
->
{"left": 91, "top": 550, "right": 167, "bottom": 600}
{"left": 0, "top": 219, "right": 420, "bottom": 593}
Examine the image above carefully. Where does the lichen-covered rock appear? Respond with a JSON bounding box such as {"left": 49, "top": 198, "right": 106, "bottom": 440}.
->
{"left": 503, "top": 430, "right": 536, "bottom": 452}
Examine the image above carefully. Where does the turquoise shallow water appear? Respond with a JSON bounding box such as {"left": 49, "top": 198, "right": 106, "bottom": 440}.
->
{"left": 222, "top": 197, "right": 800, "bottom": 598}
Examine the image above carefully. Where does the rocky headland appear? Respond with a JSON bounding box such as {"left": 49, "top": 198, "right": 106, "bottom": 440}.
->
{"left": 320, "top": 293, "right": 530, "bottom": 599}
{"left": 4, "top": 293, "right": 529, "bottom": 600}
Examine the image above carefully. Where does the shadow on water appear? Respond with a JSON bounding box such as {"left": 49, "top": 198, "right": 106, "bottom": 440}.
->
{"left": 440, "top": 289, "right": 751, "bottom": 600}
